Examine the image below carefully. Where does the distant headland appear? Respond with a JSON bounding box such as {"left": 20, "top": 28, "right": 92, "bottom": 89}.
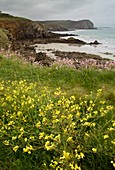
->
{"left": 37, "top": 19, "right": 96, "bottom": 31}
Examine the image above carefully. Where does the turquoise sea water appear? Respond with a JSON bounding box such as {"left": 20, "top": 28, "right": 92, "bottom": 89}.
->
{"left": 54, "top": 28, "right": 115, "bottom": 60}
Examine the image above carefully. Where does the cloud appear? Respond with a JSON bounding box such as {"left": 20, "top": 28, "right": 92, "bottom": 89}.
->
{"left": 0, "top": 0, "right": 115, "bottom": 27}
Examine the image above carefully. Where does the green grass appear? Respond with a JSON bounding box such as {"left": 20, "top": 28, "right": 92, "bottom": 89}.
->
{"left": 0, "top": 12, "right": 31, "bottom": 21}
{"left": 0, "top": 54, "right": 115, "bottom": 170}
{"left": 0, "top": 55, "right": 115, "bottom": 104}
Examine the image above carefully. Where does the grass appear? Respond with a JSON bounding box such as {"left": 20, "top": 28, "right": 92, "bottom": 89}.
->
{"left": 0, "top": 28, "right": 10, "bottom": 49}
{"left": 0, "top": 54, "right": 115, "bottom": 104}
{"left": 0, "top": 54, "right": 115, "bottom": 170}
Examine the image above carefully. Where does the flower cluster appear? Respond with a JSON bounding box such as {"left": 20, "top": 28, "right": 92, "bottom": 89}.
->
{"left": 53, "top": 57, "right": 115, "bottom": 70}
{"left": 54, "top": 57, "right": 75, "bottom": 68}
{"left": 0, "top": 80, "right": 115, "bottom": 169}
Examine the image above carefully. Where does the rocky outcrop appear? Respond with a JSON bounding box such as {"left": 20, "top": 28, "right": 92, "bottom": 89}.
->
{"left": 0, "top": 12, "right": 50, "bottom": 41}
{"left": 38, "top": 20, "right": 95, "bottom": 31}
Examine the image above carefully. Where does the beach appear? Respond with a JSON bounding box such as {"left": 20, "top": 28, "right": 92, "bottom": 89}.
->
{"left": 34, "top": 42, "right": 115, "bottom": 61}
{"left": 50, "top": 28, "right": 115, "bottom": 61}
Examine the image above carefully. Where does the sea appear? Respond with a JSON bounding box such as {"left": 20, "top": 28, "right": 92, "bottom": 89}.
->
{"left": 54, "top": 27, "right": 115, "bottom": 61}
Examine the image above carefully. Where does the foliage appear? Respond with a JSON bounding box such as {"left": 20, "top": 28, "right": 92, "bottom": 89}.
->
{"left": 0, "top": 55, "right": 115, "bottom": 105}
{"left": 0, "top": 28, "right": 10, "bottom": 49}
{"left": 0, "top": 80, "right": 115, "bottom": 170}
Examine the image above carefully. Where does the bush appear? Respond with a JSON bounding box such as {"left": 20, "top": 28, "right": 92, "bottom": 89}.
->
{"left": 0, "top": 80, "right": 115, "bottom": 170}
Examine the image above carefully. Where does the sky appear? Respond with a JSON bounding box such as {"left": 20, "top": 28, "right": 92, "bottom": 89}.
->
{"left": 0, "top": 0, "right": 115, "bottom": 27}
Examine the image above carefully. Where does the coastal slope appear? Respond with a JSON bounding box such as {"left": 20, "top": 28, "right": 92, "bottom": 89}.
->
{"left": 0, "top": 12, "right": 48, "bottom": 41}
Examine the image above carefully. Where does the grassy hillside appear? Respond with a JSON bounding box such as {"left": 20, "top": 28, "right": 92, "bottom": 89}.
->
{"left": 0, "top": 54, "right": 115, "bottom": 170}
{"left": 0, "top": 12, "right": 16, "bottom": 20}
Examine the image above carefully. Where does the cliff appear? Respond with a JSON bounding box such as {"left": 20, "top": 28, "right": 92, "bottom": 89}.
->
{"left": 39, "top": 19, "right": 95, "bottom": 31}
{"left": 0, "top": 12, "right": 48, "bottom": 41}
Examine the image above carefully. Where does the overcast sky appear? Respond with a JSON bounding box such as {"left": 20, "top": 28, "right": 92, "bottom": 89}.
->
{"left": 1, "top": 0, "right": 115, "bottom": 27}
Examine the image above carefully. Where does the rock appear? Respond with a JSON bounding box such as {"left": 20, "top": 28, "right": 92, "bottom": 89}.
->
{"left": 53, "top": 51, "right": 102, "bottom": 60}
{"left": 89, "top": 40, "right": 101, "bottom": 45}
{"left": 34, "top": 52, "right": 54, "bottom": 66}
{"left": 67, "top": 37, "right": 86, "bottom": 44}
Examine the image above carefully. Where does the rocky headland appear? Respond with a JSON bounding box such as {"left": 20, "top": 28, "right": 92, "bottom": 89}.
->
{"left": 38, "top": 19, "right": 96, "bottom": 31}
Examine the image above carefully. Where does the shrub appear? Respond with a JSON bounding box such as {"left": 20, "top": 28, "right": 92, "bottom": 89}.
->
{"left": 0, "top": 80, "right": 115, "bottom": 169}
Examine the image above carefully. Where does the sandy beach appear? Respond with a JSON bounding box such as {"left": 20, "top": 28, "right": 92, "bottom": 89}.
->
{"left": 34, "top": 43, "right": 115, "bottom": 61}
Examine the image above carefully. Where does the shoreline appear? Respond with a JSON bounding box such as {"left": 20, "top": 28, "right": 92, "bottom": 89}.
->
{"left": 34, "top": 42, "right": 115, "bottom": 61}
{"left": 4, "top": 35, "right": 114, "bottom": 69}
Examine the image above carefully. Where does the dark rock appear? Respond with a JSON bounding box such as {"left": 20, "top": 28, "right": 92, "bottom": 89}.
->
{"left": 67, "top": 37, "right": 86, "bottom": 44}
{"left": 24, "top": 45, "right": 35, "bottom": 52}
{"left": 89, "top": 40, "right": 101, "bottom": 45}
{"left": 34, "top": 52, "right": 54, "bottom": 66}
{"left": 53, "top": 51, "right": 102, "bottom": 60}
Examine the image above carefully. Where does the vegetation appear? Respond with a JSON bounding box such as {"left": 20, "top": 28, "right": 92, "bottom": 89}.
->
{"left": 0, "top": 54, "right": 115, "bottom": 170}
{"left": 0, "top": 28, "right": 10, "bottom": 49}
{"left": 0, "top": 12, "right": 30, "bottom": 21}
{"left": 0, "top": 54, "right": 115, "bottom": 104}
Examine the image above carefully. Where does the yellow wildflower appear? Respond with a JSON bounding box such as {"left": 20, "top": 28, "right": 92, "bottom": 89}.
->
{"left": 13, "top": 146, "right": 19, "bottom": 152}
{"left": 39, "top": 132, "right": 45, "bottom": 139}
{"left": 112, "top": 121, "right": 115, "bottom": 127}
{"left": 80, "top": 152, "right": 85, "bottom": 159}
{"left": 111, "top": 140, "right": 115, "bottom": 145}
{"left": 20, "top": 127, "right": 24, "bottom": 132}
{"left": 3, "top": 140, "right": 9, "bottom": 146}
{"left": 36, "top": 121, "right": 41, "bottom": 128}
{"left": 60, "top": 151, "right": 70, "bottom": 160}
{"left": 17, "top": 111, "right": 22, "bottom": 116}
{"left": 104, "top": 135, "right": 109, "bottom": 139}
{"left": 30, "top": 136, "right": 35, "bottom": 140}
{"left": 8, "top": 121, "right": 14, "bottom": 126}
{"left": 23, "top": 147, "right": 29, "bottom": 153}
{"left": 12, "top": 136, "right": 17, "bottom": 140}
{"left": 108, "top": 127, "right": 114, "bottom": 131}
{"left": 45, "top": 141, "right": 55, "bottom": 151}
{"left": 92, "top": 148, "right": 97, "bottom": 153}
{"left": 54, "top": 134, "right": 61, "bottom": 142}
{"left": 67, "top": 137, "right": 73, "bottom": 142}
{"left": 111, "top": 161, "right": 115, "bottom": 168}
{"left": 23, "top": 145, "right": 33, "bottom": 153}
{"left": 24, "top": 138, "right": 28, "bottom": 142}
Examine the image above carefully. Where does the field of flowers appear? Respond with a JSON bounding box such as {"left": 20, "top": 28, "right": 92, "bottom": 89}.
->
{"left": 0, "top": 79, "right": 115, "bottom": 170}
